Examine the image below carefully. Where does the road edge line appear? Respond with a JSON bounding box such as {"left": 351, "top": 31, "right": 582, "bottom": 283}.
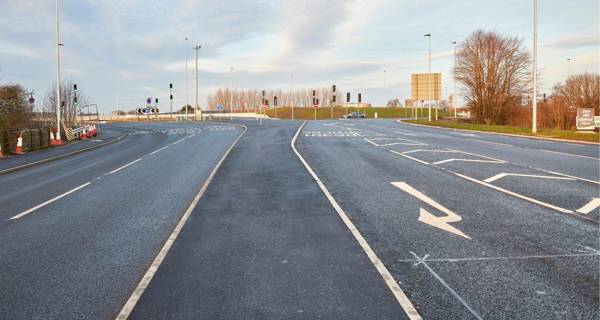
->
{"left": 397, "top": 120, "right": 599, "bottom": 146}
{"left": 114, "top": 123, "right": 247, "bottom": 320}
{"left": 291, "top": 121, "right": 423, "bottom": 320}
{"left": 0, "top": 134, "right": 128, "bottom": 176}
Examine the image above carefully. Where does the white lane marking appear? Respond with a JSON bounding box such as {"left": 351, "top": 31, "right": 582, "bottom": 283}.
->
{"left": 403, "top": 149, "right": 456, "bottom": 154}
{"left": 466, "top": 139, "right": 513, "bottom": 147}
{"left": 450, "top": 132, "right": 478, "bottom": 137}
{"left": 453, "top": 172, "right": 575, "bottom": 214}
{"left": 170, "top": 136, "right": 187, "bottom": 145}
{"left": 410, "top": 252, "right": 483, "bottom": 320}
{"left": 390, "top": 150, "right": 431, "bottom": 165}
{"left": 115, "top": 124, "right": 247, "bottom": 320}
{"left": 293, "top": 122, "right": 422, "bottom": 320}
{"left": 392, "top": 182, "right": 470, "bottom": 239}
{"left": 10, "top": 182, "right": 91, "bottom": 220}
{"left": 483, "top": 173, "right": 576, "bottom": 183}
{"left": 447, "top": 148, "right": 506, "bottom": 162}
{"left": 108, "top": 158, "right": 142, "bottom": 175}
{"left": 394, "top": 131, "right": 417, "bottom": 136}
{"left": 432, "top": 158, "right": 505, "bottom": 165}
{"left": 577, "top": 198, "right": 600, "bottom": 214}
{"left": 535, "top": 168, "right": 600, "bottom": 185}
{"left": 540, "top": 149, "right": 599, "bottom": 160}
{"left": 398, "top": 252, "right": 599, "bottom": 263}
{"left": 149, "top": 146, "right": 169, "bottom": 156}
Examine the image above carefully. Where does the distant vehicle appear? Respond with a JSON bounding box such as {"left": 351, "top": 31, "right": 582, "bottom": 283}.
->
{"left": 340, "top": 112, "right": 366, "bottom": 119}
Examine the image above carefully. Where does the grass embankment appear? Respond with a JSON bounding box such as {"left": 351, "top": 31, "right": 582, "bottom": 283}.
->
{"left": 405, "top": 119, "right": 600, "bottom": 143}
{"left": 265, "top": 107, "right": 450, "bottom": 120}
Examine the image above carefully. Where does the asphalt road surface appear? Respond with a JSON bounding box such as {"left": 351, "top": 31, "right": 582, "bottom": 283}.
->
{"left": 0, "top": 122, "right": 242, "bottom": 319}
{"left": 0, "top": 119, "right": 597, "bottom": 319}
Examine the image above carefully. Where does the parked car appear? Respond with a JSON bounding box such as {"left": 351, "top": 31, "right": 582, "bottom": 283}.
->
{"left": 340, "top": 112, "right": 366, "bottom": 119}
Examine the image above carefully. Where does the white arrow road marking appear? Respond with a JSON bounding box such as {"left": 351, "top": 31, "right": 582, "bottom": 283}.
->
{"left": 484, "top": 173, "right": 577, "bottom": 183}
{"left": 391, "top": 182, "right": 471, "bottom": 239}
{"left": 577, "top": 198, "right": 600, "bottom": 214}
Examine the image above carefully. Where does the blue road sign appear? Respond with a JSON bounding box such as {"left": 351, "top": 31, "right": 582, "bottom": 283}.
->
{"left": 146, "top": 97, "right": 152, "bottom": 104}
{"left": 217, "top": 104, "right": 225, "bottom": 111}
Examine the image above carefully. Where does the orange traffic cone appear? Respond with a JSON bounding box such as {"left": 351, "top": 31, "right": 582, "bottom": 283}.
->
{"left": 81, "top": 127, "right": 88, "bottom": 139}
{"left": 49, "top": 129, "right": 57, "bottom": 146}
{"left": 0, "top": 143, "right": 5, "bottom": 158}
{"left": 12, "top": 132, "right": 25, "bottom": 155}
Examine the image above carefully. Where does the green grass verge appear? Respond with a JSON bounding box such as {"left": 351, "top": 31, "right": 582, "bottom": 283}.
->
{"left": 265, "top": 107, "right": 450, "bottom": 120}
{"left": 405, "top": 120, "right": 600, "bottom": 143}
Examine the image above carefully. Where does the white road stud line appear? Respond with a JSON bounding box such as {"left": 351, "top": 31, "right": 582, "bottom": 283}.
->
{"left": 483, "top": 173, "right": 576, "bottom": 183}
{"left": 577, "top": 198, "right": 600, "bottom": 214}
{"left": 534, "top": 168, "right": 600, "bottom": 185}
{"left": 392, "top": 182, "right": 470, "bottom": 239}
{"left": 453, "top": 172, "right": 575, "bottom": 214}
{"left": 432, "top": 158, "right": 505, "bottom": 165}
{"left": 390, "top": 150, "right": 431, "bottom": 165}
{"left": 540, "top": 149, "right": 599, "bottom": 160}
{"left": 10, "top": 182, "right": 92, "bottom": 220}
{"left": 292, "top": 122, "right": 422, "bottom": 320}
{"left": 108, "top": 158, "right": 142, "bottom": 175}
{"left": 410, "top": 252, "right": 483, "bottom": 320}
{"left": 115, "top": 123, "right": 247, "bottom": 320}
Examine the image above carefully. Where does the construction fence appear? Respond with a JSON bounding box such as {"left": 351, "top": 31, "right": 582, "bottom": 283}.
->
{"left": 0, "top": 127, "right": 54, "bottom": 154}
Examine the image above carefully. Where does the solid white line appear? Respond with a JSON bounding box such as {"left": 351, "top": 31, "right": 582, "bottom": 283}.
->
{"left": 432, "top": 158, "right": 504, "bottom": 165}
{"left": 171, "top": 137, "right": 187, "bottom": 145}
{"left": 108, "top": 158, "right": 142, "bottom": 175}
{"left": 292, "top": 122, "right": 422, "bottom": 320}
{"left": 149, "top": 145, "right": 169, "bottom": 156}
{"left": 540, "top": 149, "right": 599, "bottom": 160}
{"left": 466, "top": 139, "right": 513, "bottom": 147}
{"left": 115, "top": 124, "right": 247, "bottom": 320}
{"left": 403, "top": 149, "right": 455, "bottom": 154}
{"left": 390, "top": 150, "right": 431, "bottom": 165}
{"left": 453, "top": 172, "right": 575, "bottom": 214}
{"left": 10, "top": 182, "right": 91, "bottom": 220}
{"left": 410, "top": 252, "right": 483, "bottom": 320}
{"left": 447, "top": 148, "right": 506, "bottom": 162}
{"left": 576, "top": 198, "right": 600, "bottom": 214}
{"left": 534, "top": 168, "right": 600, "bottom": 185}
{"left": 483, "top": 173, "right": 576, "bottom": 183}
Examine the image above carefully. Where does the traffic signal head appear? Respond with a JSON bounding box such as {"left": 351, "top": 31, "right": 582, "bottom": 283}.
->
{"left": 332, "top": 85, "right": 336, "bottom": 92}
{"left": 262, "top": 90, "right": 266, "bottom": 97}
{"left": 170, "top": 94, "right": 173, "bottom": 100}
{"left": 346, "top": 92, "right": 350, "bottom": 103}
{"left": 169, "top": 83, "right": 173, "bottom": 89}
{"left": 274, "top": 96, "right": 278, "bottom": 106}
{"left": 332, "top": 95, "right": 336, "bottom": 103}
{"left": 312, "top": 90, "right": 316, "bottom": 97}
{"left": 73, "top": 84, "right": 78, "bottom": 91}
{"left": 358, "top": 93, "right": 362, "bottom": 103}
{"left": 155, "top": 98, "right": 158, "bottom": 104}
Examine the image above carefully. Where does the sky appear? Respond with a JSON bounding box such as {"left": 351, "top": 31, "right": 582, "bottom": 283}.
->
{"left": 0, "top": 0, "right": 598, "bottom": 114}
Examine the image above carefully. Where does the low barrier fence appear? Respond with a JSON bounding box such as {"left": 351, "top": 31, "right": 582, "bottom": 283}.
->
{"left": 0, "top": 127, "right": 53, "bottom": 153}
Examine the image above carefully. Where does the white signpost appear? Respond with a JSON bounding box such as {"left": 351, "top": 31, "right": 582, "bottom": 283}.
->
{"left": 576, "top": 108, "right": 595, "bottom": 131}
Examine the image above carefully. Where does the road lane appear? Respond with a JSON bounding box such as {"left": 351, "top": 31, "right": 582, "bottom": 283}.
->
{"left": 0, "top": 122, "right": 241, "bottom": 319}
{"left": 297, "top": 120, "right": 599, "bottom": 319}
{"left": 129, "top": 120, "right": 408, "bottom": 320}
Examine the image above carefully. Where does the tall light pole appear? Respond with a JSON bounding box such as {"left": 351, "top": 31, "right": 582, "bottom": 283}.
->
{"left": 425, "top": 34, "right": 432, "bottom": 122}
{"left": 229, "top": 67, "right": 234, "bottom": 121}
{"left": 55, "top": 0, "right": 63, "bottom": 144}
{"left": 184, "top": 37, "right": 189, "bottom": 120}
{"left": 194, "top": 45, "right": 201, "bottom": 121}
{"left": 452, "top": 41, "right": 457, "bottom": 118}
{"left": 532, "top": 0, "right": 538, "bottom": 133}
{"left": 290, "top": 73, "right": 294, "bottom": 120}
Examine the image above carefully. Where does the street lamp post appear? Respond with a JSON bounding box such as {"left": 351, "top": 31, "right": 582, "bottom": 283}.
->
{"left": 230, "top": 67, "right": 234, "bottom": 121}
{"left": 532, "top": 0, "right": 538, "bottom": 133}
{"left": 185, "top": 37, "right": 189, "bottom": 120}
{"left": 55, "top": 0, "right": 63, "bottom": 144}
{"left": 425, "top": 34, "right": 432, "bottom": 122}
{"left": 290, "top": 73, "right": 294, "bottom": 120}
{"left": 452, "top": 41, "right": 457, "bottom": 119}
{"left": 194, "top": 45, "right": 201, "bottom": 121}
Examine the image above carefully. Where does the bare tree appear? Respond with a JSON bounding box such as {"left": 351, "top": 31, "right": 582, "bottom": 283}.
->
{"left": 206, "top": 87, "right": 341, "bottom": 111}
{"left": 42, "top": 80, "right": 89, "bottom": 127}
{"left": 454, "top": 30, "right": 531, "bottom": 124}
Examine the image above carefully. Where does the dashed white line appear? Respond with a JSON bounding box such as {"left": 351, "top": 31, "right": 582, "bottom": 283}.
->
{"left": 483, "top": 173, "right": 576, "bottom": 183}
{"left": 540, "top": 149, "right": 599, "bottom": 160}
{"left": 149, "top": 146, "right": 169, "bottom": 156}
{"left": 10, "top": 182, "right": 91, "bottom": 220}
{"left": 293, "top": 122, "right": 422, "bottom": 320}
{"left": 108, "top": 158, "right": 142, "bottom": 175}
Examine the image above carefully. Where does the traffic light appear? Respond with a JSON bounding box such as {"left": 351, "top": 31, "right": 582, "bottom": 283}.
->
{"left": 358, "top": 93, "right": 362, "bottom": 103}
{"left": 169, "top": 83, "right": 173, "bottom": 89}
{"left": 312, "top": 90, "right": 316, "bottom": 97}
{"left": 332, "top": 85, "right": 336, "bottom": 92}
{"left": 274, "top": 96, "right": 278, "bottom": 106}
{"left": 262, "top": 90, "right": 266, "bottom": 97}
{"left": 155, "top": 98, "right": 158, "bottom": 104}
{"left": 73, "top": 84, "right": 78, "bottom": 91}
{"left": 170, "top": 94, "right": 173, "bottom": 100}
{"left": 346, "top": 92, "right": 350, "bottom": 103}
{"left": 332, "top": 95, "right": 336, "bottom": 103}
{"left": 543, "top": 93, "right": 547, "bottom": 102}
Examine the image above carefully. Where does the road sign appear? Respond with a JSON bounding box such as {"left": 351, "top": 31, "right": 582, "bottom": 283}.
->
{"left": 217, "top": 104, "right": 224, "bottom": 111}
{"left": 28, "top": 97, "right": 35, "bottom": 104}
{"left": 576, "top": 108, "right": 595, "bottom": 130}
{"left": 146, "top": 98, "right": 152, "bottom": 105}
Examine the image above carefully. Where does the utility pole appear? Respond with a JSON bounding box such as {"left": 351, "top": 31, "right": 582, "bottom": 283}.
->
{"left": 532, "top": 0, "right": 538, "bottom": 133}
{"left": 425, "top": 34, "right": 432, "bottom": 122}
{"left": 230, "top": 67, "right": 234, "bottom": 121}
{"left": 194, "top": 45, "right": 201, "bottom": 121}
{"left": 290, "top": 74, "right": 294, "bottom": 120}
{"left": 185, "top": 37, "right": 189, "bottom": 120}
{"left": 169, "top": 83, "right": 173, "bottom": 119}
{"left": 55, "top": 0, "right": 63, "bottom": 144}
